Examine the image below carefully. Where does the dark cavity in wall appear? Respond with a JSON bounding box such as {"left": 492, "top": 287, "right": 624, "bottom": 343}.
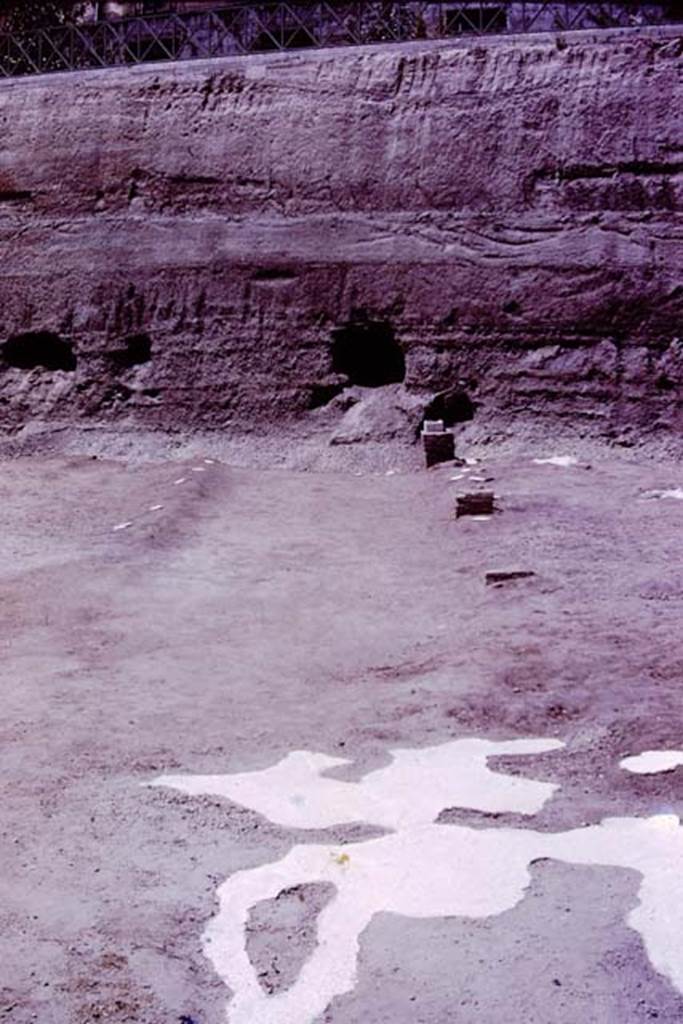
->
{"left": 331, "top": 319, "right": 405, "bottom": 388}
{"left": 111, "top": 333, "right": 152, "bottom": 368}
{"left": 0, "top": 189, "right": 32, "bottom": 203}
{"left": 2, "top": 331, "right": 76, "bottom": 371}
{"left": 423, "top": 387, "right": 476, "bottom": 427}
{"left": 308, "top": 381, "right": 345, "bottom": 409}
{"left": 252, "top": 267, "right": 298, "bottom": 283}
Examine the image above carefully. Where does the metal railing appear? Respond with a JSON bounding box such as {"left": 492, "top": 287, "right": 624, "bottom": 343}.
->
{"left": 0, "top": 2, "right": 678, "bottom": 79}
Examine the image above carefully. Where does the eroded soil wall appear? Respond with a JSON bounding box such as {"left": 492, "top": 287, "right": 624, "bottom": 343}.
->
{"left": 0, "top": 27, "right": 681, "bottom": 437}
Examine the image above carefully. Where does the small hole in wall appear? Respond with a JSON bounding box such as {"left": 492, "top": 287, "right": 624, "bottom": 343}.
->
{"left": 423, "top": 388, "right": 475, "bottom": 427}
{"left": 102, "top": 383, "right": 132, "bottom": 404}
{"left": 252, "top": 267, "right": 298, "bottom": 283}
{"left": 0, "top": 189, "right": 32, "bottom": 204}
{"left": 111, "top": 333, "right": 152, "bottom": 368}
{"left": 2, "top": 331, "right": 76, "bottom": 371}
{"left": 331, "top": 320, "right": 405, "bottom": 388}
{"left": 503, "top": 300, "right": 521, "bottom": 315}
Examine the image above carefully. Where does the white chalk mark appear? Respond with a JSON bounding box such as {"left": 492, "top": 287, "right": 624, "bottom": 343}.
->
{"left": 152, "top": 739, "right": 683, "bottom": 1023}
{"left": 174, "top": 478, "right": 186, "bottom": 486}
{"left": 204, "top": 459, "right": 216, "bottom": 465}
{"left": 621, "top": 750, "right": 683, "bottom": 774}
{"left": 642, "top": 488, "right": 683, "bottom": 502}
{"left": 148, "top": 505, "right": 164, "bottom": 512}
{"left": 533, "top": 456, "right": 578, "bottom": 467}
{"left": 464, "top": 457, "right": 479, "bottom": 466}
{"left": 450, "top": 474, "right": 466, "bottom": 481}
{"left": 470, "top": 515, "right": 492, "bottom": 521}
{"left": 191, "top": 467, "right": 206, "bottom": 473}
{"left": 112, "top": 522, "right": 133, "bottom": 532}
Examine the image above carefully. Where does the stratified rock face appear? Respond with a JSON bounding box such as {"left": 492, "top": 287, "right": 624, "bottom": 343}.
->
{"left": 0, "top": 28, "right": 680, "bottom": 437}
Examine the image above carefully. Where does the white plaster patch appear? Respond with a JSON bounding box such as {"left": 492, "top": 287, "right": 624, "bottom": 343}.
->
{"left": 153, "top": 738, "right": 562, "bottom": 831}
{"left": 151, "top": 740, "right": 683, "bottom": 1023}
{"left": 621, "top": 750, "right": 683, "bottom": 774}
{"left": 533, "top": 456, "right": 578, "bottom": 467}
{"left": 112, "top": 521, "right": 133, "bottom": 531}
{"left": 642, "top": 488, "right": 683, "bottom": 501}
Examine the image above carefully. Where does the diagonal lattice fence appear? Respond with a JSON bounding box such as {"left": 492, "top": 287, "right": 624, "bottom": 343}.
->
{"left": 0, "top": 2, "right": 678, "bottom": 79}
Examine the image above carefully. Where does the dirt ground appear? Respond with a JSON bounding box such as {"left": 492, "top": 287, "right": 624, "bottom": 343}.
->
{"left": 1, "top": 439, "right": 683, "bottom": 1023}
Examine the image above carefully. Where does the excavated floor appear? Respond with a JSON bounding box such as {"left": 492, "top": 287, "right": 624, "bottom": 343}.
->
{"left": 1, "top": 443, "right": 683, "bottom": 1023}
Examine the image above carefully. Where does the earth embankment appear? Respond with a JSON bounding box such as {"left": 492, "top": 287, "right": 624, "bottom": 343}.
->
{"left": 0, "top": 27, "right": 680, "bottom": 442}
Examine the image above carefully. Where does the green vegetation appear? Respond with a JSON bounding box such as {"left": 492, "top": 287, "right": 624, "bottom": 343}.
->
{"left": 0, "top": 1, "right": 86, "bottom": 31}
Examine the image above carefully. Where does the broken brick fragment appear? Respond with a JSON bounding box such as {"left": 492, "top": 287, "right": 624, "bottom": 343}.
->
{"left": 485, "top": 570, "right": 535, "bottom": 585}
{"left": 456, "top": 492, "right": 496, "bottom": 518}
